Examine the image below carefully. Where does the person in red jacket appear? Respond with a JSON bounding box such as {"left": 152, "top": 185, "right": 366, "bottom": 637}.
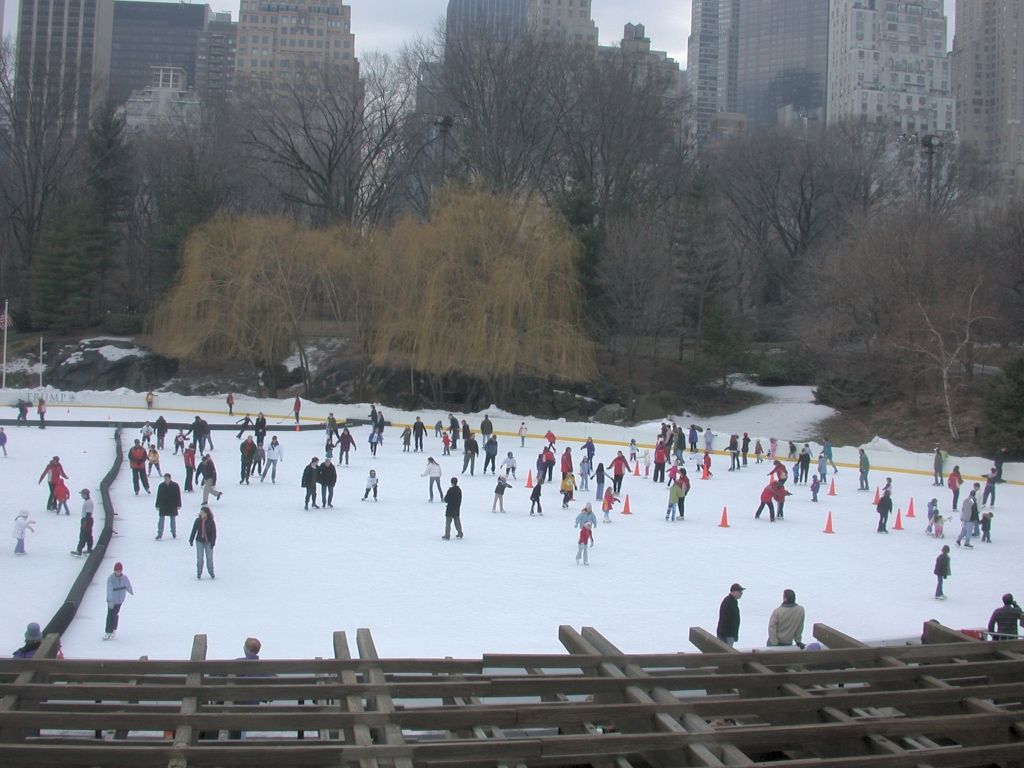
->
{"left": 560, "top": 447, "right": 573, "bottom": 476}
{"left": 702, "top": 450, "right": 713, "bottom": 478}
{"left": 653, "top": 441, "right": 668, "bottom": 483}
{"left": 947, "top": 465, "right": 963, "bottom": 511}
{"left": 293, "top": 396, "right": 302, "bottom": 425}
{"left": 183, "top": 444, "right": 197, "bottom": 492}
{"left": 609, "top": 451, "right": 631, "bottom": 494}
{"left": 768, "top": 460, "right": 788, "bottom": 484}
{"left": 226, "top": 392, "right": 235, "bottom": 415}
{"left": 542, "top": 446, "right": 555, "bottom": 482}
{"left": 544, "top": 430, "right": 556, "bottom": 448}
{"left": 755, "top": 481, "right": 791, "bottom": 522}
{"left": 38, "top": 456, "right": 69, "bottom": 511}
{"left": 127, "top": 440, "right": 151, "bottom": 495}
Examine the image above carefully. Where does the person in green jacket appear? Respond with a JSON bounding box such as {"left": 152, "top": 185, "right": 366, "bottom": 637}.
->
{"left": 858, "top": 449, "right": 870, "bottom": 491}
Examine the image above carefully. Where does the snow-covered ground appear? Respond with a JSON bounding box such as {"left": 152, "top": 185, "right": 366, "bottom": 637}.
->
{"left": 2, "top": 383, "right": 1020, "bottom": 663}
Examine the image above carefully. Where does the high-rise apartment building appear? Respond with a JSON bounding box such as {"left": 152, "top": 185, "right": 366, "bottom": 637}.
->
{"left": 15, "top": 0, "right": 114, "bottom": 134}
{"left": 686, "top": 0, "right": 738, "bottom": 144}
{"left": 446, "top": 0, "right": 527, "bottom": 43}
{"left": 953, "top": 0, "right": 1024, "bottom": 185}
{"left": 527, "top": 0, "right": 597, "bottom": 46}
{"left": 235, "top": 0, "right": 358, "bottom": 93}
{"left": 110, "top": 2, "right": 208, "bottom": 106}
{"left": 196, "top": 12, "right": 238, "bottom": 103}
{"left": 735, "top": 0, "right": 829, "bottom": 129}
{"left": 827, "top": 0, "right": 953, "bottom": 133}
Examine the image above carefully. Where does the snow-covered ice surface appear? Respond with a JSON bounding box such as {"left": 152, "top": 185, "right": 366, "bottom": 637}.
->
{"left": 2, "top": 384, "right": 1020, "bottom": 663}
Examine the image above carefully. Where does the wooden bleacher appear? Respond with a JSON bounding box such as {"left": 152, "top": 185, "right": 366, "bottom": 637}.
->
{"left": 0, "top": 622, "right": 1022, "bottom": 766}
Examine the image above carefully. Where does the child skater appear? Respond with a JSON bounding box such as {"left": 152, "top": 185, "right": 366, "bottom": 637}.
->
{"left": 932, "top": 512, "right": 945, "bottom": 539}
{"left": 576, "top": 522, "right": 594, "bottom": 565}
{"left": 641, "top": 447, "right": 651, "bottom": 478}
{"left": 442, "top": 431, "right": 451, "bottom": 456}
{"left": 560, "top": 472, "right": 577, "bottom": 509}
{"left": 925, "top": 498, "right": 939, "bottom": 535}
{"left": 601, "top": 486, "right": 619, "bottom": 523}
{"left": 500, "top": 451, "right": 518, "bottom": 480}
{"left": 810, "top": 475, "right": 821, "bottom": 502}
{"left": 980, "top": 511, "right": 993, "bottom": 543}
{"left": 13, "top": 512, "right": 35, "bottom": 555}
{"left": 529, "top": 479, "right": 543, "bottom": 516}
{"left": 362, "top": 469, "right": 378, "bottom": 501}
{"left": 593, "top": 462, "right": 606, "bottom": 501}
{"left": 492, "top": 475, "right": 512, "bottom": 513}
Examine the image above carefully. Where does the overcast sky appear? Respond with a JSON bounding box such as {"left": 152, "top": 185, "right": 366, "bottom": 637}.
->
{"left": 2, "top": 0, "right": 957, "bottom": 74}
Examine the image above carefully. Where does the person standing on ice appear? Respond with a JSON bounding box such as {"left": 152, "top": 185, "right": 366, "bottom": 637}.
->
{"left": 146, "top": 446, "right": 161, "bottom": 477}
{"left": 226, "top": 392, "right": 235, "bottom": 415}
{"left": 768, "top": 437, "right": 778, "bottom": 460}
{"left": 593, "top": 462, "right": 606, "bottom": 502}
{"left": 154, "top": 416, "right": 168, "bottom": 449}
{"left": 442, "top": 478, "right": 463, "bottom": 539}
{"left": 578, "top": 454, "right": 590, "bottom": 491}
{"left": 492, "top": 475, "right": 512, "bottom": 513}
{"left": 754, "top": 440, "right": 764, "bottom": 464}
{"left": 609, "top": 451, "right": 631, "bottom": 494}
{"left": 797, "top": 445, "right": 811, "bottom": 484}
{"left": 857, "top": 449, "right": 870, "bottom": 491}
{"left": 560, "top": 447, "right": 573, "bottom": 477}
{"left": 196, "top": 454, "right": 223, "bottom": 504}
{"left": 981, "top": 466, "right": 998, "bottom": 508}
{"left": 38, "top": 455, "right": 68, "bottom": 511}
{"left": 583, "top": 437, "right": 596, "bottom": 466}
{"left": 368, "top": 428, "right": 380, "bottom": 458}
{"left": 189, "top": 506, "right": 217, "bottom": 580}
{"left": 261, "top": 436, "right": 283, "bottom": 483}
{"left": 483, "top": 435, "right": 499, "bottom": 474}
{"left": 932, "top": 446, "right": 944, "bottom": 486}
{"left": 600, "top": 486, "right": 619, "bottom": 522}
{"left": 104, "top": 562, "right": 133, "bottom": 639}
{"left": 12, "top": 512, "right": 35, "bottom": 554}
{"left": 575, "top": 522, "right": 594, "bottom": 565}
{"left": 688, "top": 425, "right": 699, "bottom": 453}
{"left": 652, "top": 441, "right": 668, "bottom": 483}
{"left": 301, "top": 457, "right": 320, "bottom": 510}
{"left": 338, "top": 428, "right": 355, "bottom": 465}
{"left": 716, "top": 584, "right": 744, "bottom": 647}
{"left": 480, "top": 414, "right": 493, "bottom": 443}
{"left": 817, "top": 452, "right": 827, "bottom": 482}
{"left": 947, "top": 465, "right": 963, "bottom": 510}
{"left": 955, "top": 487, "right": 979, "bottom": 548}
{"left": 72, "top": 489, "right": 95, "bottom": 555}
{"left": 741, "top": 433, "right": 750, "bottom": 466}
{"left": 518, "top": 422, "right": 528, "bottom": 447}
{"left": 541, "top": 445, "right": 555, "bottom": 482}
{"left": 127, "top": 441, "right": 150, "bottom": 495}
{"left": 155, "top": 473, "right": 182, "bottom": 540}
{"left": 0, "top": 426, "right": 7, "bottom": 457}
{"left": 292, "top": 396, "right": 301, "bottom": 425}
{"left": 575, "top": 502, "right": 597, "bottom": 530}
{"left": 500, "top": 451, "right": 518, "bottom": 480}
{"left": 462, "top": 433, "right": 479, "bottom": 475}
{"left": 362, "top": 469, "right": 379, "bottom": 501}
{"left": 704, "top": 427, "right": 714, "bottom": 453}
{"left": 254, "top": 412, "right": 268, "bottom": 446}
{"left": 876, "top": 488, "right": 893, "bottom": 532}
{"left": 412, "top": 417, "right": 426, "bottom": 452}
{"left": 448, "top": 414, "right": 459, "bottom": 451}
{"left": 36, "top": 397, "right": 46, "bottom": 428}
{"left": 728, "top": 434, "right": 740, "bottom": 471}
{"left": 422, "top": 457, "right": 443, "bottom": 501}
{"left": 933, "top": 545, "right": 951, "bottom": 600}
{"left": 319, "top": 458, "right": 337, "bottom": 508}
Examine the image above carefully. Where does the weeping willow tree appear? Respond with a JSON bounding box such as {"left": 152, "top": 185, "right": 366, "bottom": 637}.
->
{"left": 151, "top": 216, "right": 325, "bottom": 395}
{"left": 373, "top": 186, "right": 596, "bottom": 403}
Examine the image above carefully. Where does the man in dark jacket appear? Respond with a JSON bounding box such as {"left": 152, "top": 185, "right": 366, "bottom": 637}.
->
{"left": 239, "top": 437, "right": 257, "bottom": 484}
{"left": 876, "top": 489, "right": 893, "bottom": 532}
{"left": 301, "top": 458, "right": 320, "bottom": 510}
{"left": 988, "top": 594, "right": 1024, "bottom": 640}
{"left": 480, "top": 415, "right": 493, "bottom": 441}
{"left": 12, "top": 623, "right": 42, "bottom": 658}
{"left": 462, "top": 434, "right": 479, "bottom": 476}
{"left": 443, "top": 478, "right": 463, "bottom": 539}
{"left": 412, "top": 417, "right": 426, "bottom": 452}
{"left": 154, "top": 416, "right": 168, "bottom": 449}
{"left": 155, "top": 473, "right": 182, "bottom": 540}
{"left": 716, "top": 583, "right": 744, "bottom": 646}
{"left": 448, "top": 414, "right": 459, "bottom": 450}
{"left": 318, "top": 458, "right": 337, "bottom": 508}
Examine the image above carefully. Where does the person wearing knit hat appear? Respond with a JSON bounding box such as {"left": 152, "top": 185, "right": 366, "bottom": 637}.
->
{"left": 13, "top": 623, "right": 43, "bottom": 658}
{"left": 104, "top": 562, "right": 134, "bottom": 640}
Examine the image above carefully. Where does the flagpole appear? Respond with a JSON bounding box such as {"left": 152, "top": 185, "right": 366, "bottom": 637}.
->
{"left": 39, "top": 336, "right": 43, "bottom": 389}
{"left": 1, "top": 299, "right": 7, "bottom": 390}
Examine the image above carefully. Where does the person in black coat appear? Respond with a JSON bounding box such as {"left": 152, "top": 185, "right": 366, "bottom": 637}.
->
{"left": 443, "top": 478, "right": 463, "bottom": 539}
{"left": 412, "top": 417, "right": 426, "bottom": 452}
{"left": 302, "top": 458, "right": 320, "bottom": 510}
{"left": 448, "top": 414, "right": 460, "bottom": 450}
{"left": 154, "top": 416, "right": 168, "bottom": 450}
{"left": 189, "top": 506, "right": 217, "bottom": 579}
{"left": 716, "top": 583, "right": 744, "bottom": 646}
{"left": 876, "top": 489, "right": 893, "bottom": 533}
{"left": 154, "top": 473, "right": 182, "bottom": 539}
{"left": 318, "top": 458, "right": 338, "bottom": 508}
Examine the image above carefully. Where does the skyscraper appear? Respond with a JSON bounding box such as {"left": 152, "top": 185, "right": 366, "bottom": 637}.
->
{"left": 686, "top": 0, "right": 738, "bottom": 144}
{"left": 445, "top": 0, "right": 527, "bottom": 43}
{"left": 110, "top": 2, "right": 209, "bottom": 106}
{"left": 236, "top": 0, "right": 358, "bottom": 94}
{"left": 735, "top": 0, "right": 829, "bottom": 130}
{"left": 15, "top": 0, "right": 114, "bottom": 134}
{"left": 827, "top": 0, "right": 953, "bottom": 133}
{"left": 195, "top": 12, "right": 238, "bottom": 103}
{"left": 953, "top": 0, "right": 1024, "bottom": 186}
{"left": 527, "top": 0, "right": 597, "bottom": 46}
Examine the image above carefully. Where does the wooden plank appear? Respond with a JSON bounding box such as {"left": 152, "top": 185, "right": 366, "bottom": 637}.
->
{"left": 356, "top": 628, "right": 411, "bottom": 768}
{"left": 0, "top": 633, "right": 60, "bottom": 744}
{"left": 168, "top": 634, "right": 207, "bottom": 768}
{"left": 333, "top": 630, "right": 378, "bottom": 768}
{"left": 920, "top": 621, "right": 983, "bottom": 645}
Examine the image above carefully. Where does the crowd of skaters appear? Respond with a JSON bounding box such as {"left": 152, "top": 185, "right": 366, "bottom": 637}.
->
{"left": 8, "top": 393, "right": 1020, "bottom": 642}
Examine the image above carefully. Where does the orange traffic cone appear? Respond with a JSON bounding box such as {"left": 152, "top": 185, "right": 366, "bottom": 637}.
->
{"left": 906, "top": 498, "right": 916, "bottom": 518}
{"left": 718, "top": 506, "right": 730, "bottom": 528}
{"left": 633, "top": 462, "right": 640, "bottom": 476}
{"left": 823, "top": 511, "right": 835, "bottom": 534}
{"left": 295, "top": 424, "right": 301, "bottom": 432}
{"left": 622, "top": 495, "right": 632, "bottom": 515}
{"left": 872, "top": 486, "right": 880, "bottom": 504}
{"left": 525, "top": 470, "right": 533, "bottom": 488}
{"left": 828, "top": 478, "right": 837, "bottom": 496}
{"left": 893, "top": 508, "right": 904, "bottom": 530}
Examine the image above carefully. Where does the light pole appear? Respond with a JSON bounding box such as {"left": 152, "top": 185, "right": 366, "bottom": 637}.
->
{"left": 920, "top": 134, "right": 943, "bottom": 213}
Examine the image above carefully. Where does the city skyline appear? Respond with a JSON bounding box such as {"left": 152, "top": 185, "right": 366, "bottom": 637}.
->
{"left": 3, "top": 0, "right": 957, "bottom": 75}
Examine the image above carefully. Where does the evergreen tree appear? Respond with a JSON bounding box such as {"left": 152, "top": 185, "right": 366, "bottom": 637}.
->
{"left": 982, "top": 357, "right": 1024, "bottom": 457}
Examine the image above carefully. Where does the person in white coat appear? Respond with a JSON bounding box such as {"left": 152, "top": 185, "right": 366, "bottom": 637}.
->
{"left": 422, "top": 458, "right": 443, "bottom": 501}
{"left": 261, "top": 436, "right": 284, "bottom": 483}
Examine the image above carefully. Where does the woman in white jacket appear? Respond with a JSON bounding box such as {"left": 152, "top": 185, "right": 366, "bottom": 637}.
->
{"left": 422, "top": 458, "right": 443, "bottom": 502}
{"left": 261, "top": 436, "right": 284, "bottom": 483}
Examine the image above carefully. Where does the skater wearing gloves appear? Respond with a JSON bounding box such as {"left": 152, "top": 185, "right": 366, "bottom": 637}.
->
{"left": 483, "top": 435, "right": 499, "bottom": 474}
{"left": 104, "top": 562, "right": 133, "bottom": 639}
{"left": 933, "top": 545, "right": 951, "bottom": 599}
{"left": 559, "top": 472, "right": 577, "bottom": 508}
{"left": 12, "top": 512, "right": 35, "bottom": 555}
{"left": 38, "top": 455, "right": 68, "bottom": 511}
{"left": 302, "top": 457, "right": 320, "bottom": 510}
{"left": 601, "top": 486, "right": 619, "bottom": 522}
{"left": 189, "top": 506, "right": 217, "bottom": 580}
{"left": 154, "top": 473, "right": 182, "bottom": 539}
{"left": 955, "top": 487, "right": 979, "bottom": 548}
{"left": 128, "top": 441, "right": 150, "bottom": 495}
{"left": 575, "top": 522, "right": 594, "bottom": 565}
{"left": 196, "top": 455, "right": 223, "bottom": 504}
{"left": 876, "top": 488, "right": 893, "bottom": 532}
{"left": 72, "top": 496, "right": 94, "bottom": 556}
{"left": 609, "top": 451, "right": 631, "bottom": 494}
{"left": 147, "top": 446, "right": 161, "bottom": 477}
{"left": 362, "top": 469, "right": 379, "bottom": 501}
{"left": 492, "top": 475, "right": 512, "bottom": 513}
{"left": 667, "top": 479, "right": 685, "bottom": 521}
{"left": 339, "top": 428, "right": 356, "bottom": 465}
{"left": 422, "top": 457, "right": 443, "bottom": 501}
{"left": 575, "top": 502, "right": 597, "bottom": 530}
{"left": 442, "top": 478, "right": 463, "bottom": 539}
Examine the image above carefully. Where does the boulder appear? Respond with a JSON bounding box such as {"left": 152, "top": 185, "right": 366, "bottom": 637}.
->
{"left": 47, "top": 340, "right": 177, "bottom": 391}
{"left": 593, "top": 403, "right": 627, "bottom": 424}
